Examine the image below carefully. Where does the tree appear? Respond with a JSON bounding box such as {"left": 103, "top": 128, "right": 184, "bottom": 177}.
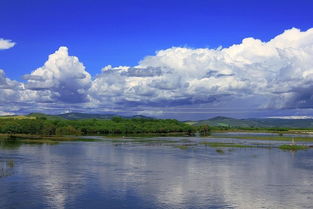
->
{"left": 56, "top": 126, "right": 81, "bottom": 136}
{"left": 199, "top": 125, "right": 211, "bottom": 136}
{"left": 41, "top": 122, "right": 56, "bottom": 136}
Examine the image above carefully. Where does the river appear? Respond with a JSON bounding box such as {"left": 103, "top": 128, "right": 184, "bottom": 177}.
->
{"left": 1, "top": 136, "right": 313, "bottom": 208}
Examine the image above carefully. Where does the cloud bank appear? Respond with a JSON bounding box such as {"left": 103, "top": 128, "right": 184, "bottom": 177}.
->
{"left": 0, "top": 38, "right": 15, "bottom": 50}
{"left": 1, "top": 28, "right": 313, "bottom": 118}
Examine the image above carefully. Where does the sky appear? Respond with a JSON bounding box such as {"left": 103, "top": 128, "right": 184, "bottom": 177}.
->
{"left": 1, "top": 0, "right": 313, "bottom": 120}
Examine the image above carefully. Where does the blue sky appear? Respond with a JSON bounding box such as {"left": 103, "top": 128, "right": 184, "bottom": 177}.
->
{"left": 1, "top": 0, "right": 313, "bottom": 119}
{"left": 2, "top": 0, "right": 313, "bottom": 79}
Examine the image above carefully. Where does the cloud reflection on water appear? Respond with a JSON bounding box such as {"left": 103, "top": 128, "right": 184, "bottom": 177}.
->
{"left": 0, "top": 141, "right": 313, "bottom": 208}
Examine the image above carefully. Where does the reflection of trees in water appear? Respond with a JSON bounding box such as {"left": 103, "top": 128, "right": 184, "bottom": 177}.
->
{"left": 0, "top": 159, "right": 15, "bottom": 178}
{"left": 0, "top": 140, "right": 22, "bottom": 149}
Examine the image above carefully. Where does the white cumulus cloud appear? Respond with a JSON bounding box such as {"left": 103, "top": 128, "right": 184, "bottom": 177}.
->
{"left": 2, "top": 27, "right": 313, "bottom": 118}
{"left": 24, "top": 46, "right": 92, "bottom": 103}
{"left": 0, "top": 38, "right": 15, "bottom": 50}
{"left": 89, "top": 28, "right": 313, "bottom": 111}
{"left": 0, "top": 69, "right": 23, "bottom": 101}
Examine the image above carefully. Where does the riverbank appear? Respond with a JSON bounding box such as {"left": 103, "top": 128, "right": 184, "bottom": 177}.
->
{"left": 1, "top": 132, "right": 313, "bottom": 151}
{"left": 209, "top": 131, "right": 313, "bottom": 142}
{"left": 211, "top": 128, "right": 313, "bottom": 134}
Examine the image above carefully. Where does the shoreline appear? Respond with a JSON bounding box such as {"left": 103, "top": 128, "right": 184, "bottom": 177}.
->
{"left": 1, "top": 130, "right": 313, "bottom": 152}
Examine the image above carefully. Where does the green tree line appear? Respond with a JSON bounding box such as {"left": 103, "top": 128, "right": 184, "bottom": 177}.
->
{"left": 0, "top": 117, "right": 197, "bottom": 136}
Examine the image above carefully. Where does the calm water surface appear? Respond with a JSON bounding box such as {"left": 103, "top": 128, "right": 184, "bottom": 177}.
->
{"left": 1, "top": 137, "right": 313, "bottom": 209}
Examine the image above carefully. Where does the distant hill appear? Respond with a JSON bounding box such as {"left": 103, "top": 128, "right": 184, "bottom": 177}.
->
{"left": 0, "top": 115, "right": 37, "bottom": 120}
{"left": 57, "top": 113, "right": 151, "bottom": 120}
{"left": 4, "top": 113, "right": 313, "bottom": 129}
{"left": 0, "top": 112, "right": 152, "bottom": 120}
{"left": 194, "top": 116, "right": 313, "bottom": 129}
{"left": 27, "top": 113, "right": 65, "bottom": 120}
{"left": 25, "top": 112, "right": 151, "bottom": 120}
{"left": 58, "top": 112, "right": 116, "bottom": 120}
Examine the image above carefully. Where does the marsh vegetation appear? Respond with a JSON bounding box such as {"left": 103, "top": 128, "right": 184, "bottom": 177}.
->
{"left": 279, "top": 144, "right": 309, "bottom": 151}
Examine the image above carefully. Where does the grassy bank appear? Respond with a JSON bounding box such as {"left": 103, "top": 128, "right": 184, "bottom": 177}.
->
{"left": 279, "top": 144, "right": 309, "bottom": 151}
{"left": 0, "top": 134, "right": 103, "bottom": 146}
{"left": 0, "top": 134, "right": 80, "bottom": 141}
{"left": 199, "top": 141, "right": 257, "bottom": 148}
{"left": 1, "top": 132, "right": 313, "bottom": 152}
{"left": 211, "top": 129, "right": 313, "bottom": 134}
{"left": 209, "top": 134, "right": 313, "bottom": 142}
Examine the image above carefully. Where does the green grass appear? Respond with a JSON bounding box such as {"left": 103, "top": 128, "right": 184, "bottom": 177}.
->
{"left": 0, "top": 134, "right": 101, "bottom": 147}
{"left": 200, "top": 141, "right": 256, "bottom": 148}
{"left": 18, "top": 139, "right": 59, "bottom": 145}
{"left": 3, "top": 131, "right": 312, "bottom": 153}
{"left": 104, "top": 132, "right": 190, "bottom": 137}
{"left": 279, "top": 144, "right": 309, "bottom": 151}
{"left": 0, "top": 134, "right": 102, "bottom": 141}
{"left": 0, "top": 115, "right": 36, "bottom": 120}
{"left": 210, "top": 135, "right": 313, "bottom": 142}
{"left": 212, "top": 129, "right": 312, "bottom": 134}
{"left": 109, "top": 138, "right": 177, "bottom": 144}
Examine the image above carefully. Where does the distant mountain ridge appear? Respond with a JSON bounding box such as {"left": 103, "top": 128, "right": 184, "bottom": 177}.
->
{"left": 194, "top": 116, "right": 313, "bottom": 128}
{"left": 3, "top": 113, "right": 313, "bottom": 128}
{"left": 26, "top": 112, "right": 151, "bottom": 120}
{"left": 58, "top": 113, "right": 116, "bottom": 120}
